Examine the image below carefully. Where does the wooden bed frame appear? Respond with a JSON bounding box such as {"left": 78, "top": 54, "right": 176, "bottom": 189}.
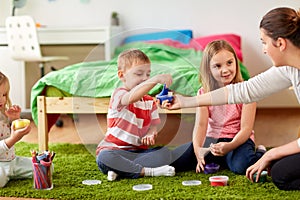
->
{"left": 35, "top": 30, "right": 202, "bottom": 151}
{"left": 37, "top": 96, "right": 195, "bottom": 151}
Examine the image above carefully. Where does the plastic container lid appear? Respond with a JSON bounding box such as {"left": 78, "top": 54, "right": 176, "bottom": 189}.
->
{"left": 82, "top": 180, "right": 102, "bottom": 185}
{"left": 132, "top": 184, "right": 153, "bottom": 191}
{"left": 182, "top": 180, "right": 202, "bottom": 186}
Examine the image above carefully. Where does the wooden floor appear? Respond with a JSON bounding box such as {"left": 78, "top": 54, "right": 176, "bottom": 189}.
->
{"left": 21, "top": 108, "right": 300, "bottom": 148}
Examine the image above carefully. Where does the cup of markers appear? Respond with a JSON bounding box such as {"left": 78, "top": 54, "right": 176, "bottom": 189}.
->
{"left": 31, "top": 150, "right": 55, "bottom": 190}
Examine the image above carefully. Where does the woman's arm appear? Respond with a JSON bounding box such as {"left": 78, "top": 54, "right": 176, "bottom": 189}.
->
{"left": 164, "top": 87, "right": 228, "bottom": 109}
{"left": 227, "top": 67, "right": 291, "bottom": 104}
{"left": 164, "top": 66, "right": 292, "bottom": 110}
{"left": 246, "top": 139, "right": 300, "bottom": 182}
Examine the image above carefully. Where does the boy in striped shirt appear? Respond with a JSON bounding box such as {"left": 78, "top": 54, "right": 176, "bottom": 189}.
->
{"left": 96, "top": 49, "right": 175, "bottom": 181}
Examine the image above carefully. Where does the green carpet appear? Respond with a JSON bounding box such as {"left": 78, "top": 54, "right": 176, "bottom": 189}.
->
{"left": 1, "top": 142, "right": 299, "bottom": 200}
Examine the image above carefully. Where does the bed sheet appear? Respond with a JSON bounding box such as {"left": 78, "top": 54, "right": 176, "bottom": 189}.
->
{"left": 31, "top": 41, "right": 250, "bottom": 126}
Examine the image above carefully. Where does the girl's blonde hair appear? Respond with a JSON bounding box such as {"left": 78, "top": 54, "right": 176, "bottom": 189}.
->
{"left": 199, "top": 40, "right": 243, "bottom": 92}
{"left": 0, "top": 72, "right": 11, "bottom": 112}
{"left": 117, "top": 49, "right": 150, "bottom": 71}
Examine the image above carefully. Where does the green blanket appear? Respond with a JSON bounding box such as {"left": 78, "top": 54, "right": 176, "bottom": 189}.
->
{"left": 31, "top": 42, "right": 250, "bottom": 125}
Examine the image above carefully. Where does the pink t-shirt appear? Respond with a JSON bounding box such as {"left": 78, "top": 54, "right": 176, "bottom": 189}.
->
{"left": 96, "top": 88, "right": 160, "bottom": 155}
{"left": 199, "top": 88, "right": 254, "bottom": 140}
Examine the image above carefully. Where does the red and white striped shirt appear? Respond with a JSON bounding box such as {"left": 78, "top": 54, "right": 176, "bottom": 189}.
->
{"left": 96, "top": 88, "right": 160, "bottom": 155}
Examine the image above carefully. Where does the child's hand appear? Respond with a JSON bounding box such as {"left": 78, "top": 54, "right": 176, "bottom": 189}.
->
{"left": 10, "top": 123, "right": 31, "bottom": 142}
{"left": 151, "top": 74, "right": 172, "bottom": 88}
{"left": 210, "top": 142, "right": 230, "bottom": 156}
{"left": 141, "top": 131, "right": 158, "bottom": 146}
{"left": 195, "top": 147, "right": 210, "bottom": 173}
{"left": 5, "top": 105, "right": 21, "bottom": 121}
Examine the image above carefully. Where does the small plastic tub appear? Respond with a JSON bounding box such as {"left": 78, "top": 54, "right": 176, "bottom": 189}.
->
{"left": 252, "top": 171, "right": 268, "bottom": 183}
{"left": 204, "top": 163, "right": 220, "bottom": 174}
{"left": 12, "top": 119, "right": 30, "bottom": 130}
{"left": 209, "top": 176, "right": 229, "bottom": 186}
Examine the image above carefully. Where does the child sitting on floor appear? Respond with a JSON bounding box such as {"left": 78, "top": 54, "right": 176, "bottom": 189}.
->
{"left": 96, "top": 49, "right": 175, "bottom": 181}
{"left": 0, "top": 71, "right": 32, "bottom": 187}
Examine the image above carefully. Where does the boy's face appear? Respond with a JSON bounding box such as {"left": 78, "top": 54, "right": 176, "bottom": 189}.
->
{"left": 118, "top": 63, "right": 151, "bottom": 90}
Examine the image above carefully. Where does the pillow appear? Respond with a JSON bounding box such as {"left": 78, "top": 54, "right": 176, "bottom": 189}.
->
{"left": 123, "top": 30, "right": 193, "bottom": 45}
{"left": 193, "top": 34, "right": 243, "bottom": 61}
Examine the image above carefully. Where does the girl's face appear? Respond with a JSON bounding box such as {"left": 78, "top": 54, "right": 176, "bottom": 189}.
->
{"left": 260, "top": 29, "right": 283, "bottom": 67}
{"left": 209, "top": 49, "right": 237, "bottom": 87}
{"left": 0, "top": 83, "right": 8, "bottom": 111}
{"left": 120, "top": 63, "right": 151, "bottom": 90}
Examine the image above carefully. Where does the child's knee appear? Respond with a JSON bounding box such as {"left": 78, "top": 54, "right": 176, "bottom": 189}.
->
{"left": 96, "top": 150, "right": 114, "bottom": 173}
{"left": 228, "top": 163, "right": 247, "bottom": 175}
{"left": 0, "top": 167, "right": 9, "bottom": 188}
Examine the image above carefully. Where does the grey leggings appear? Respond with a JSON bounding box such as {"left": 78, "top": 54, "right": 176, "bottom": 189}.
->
{"left": 96, "top": 146, "right": 172, "bottom": 179}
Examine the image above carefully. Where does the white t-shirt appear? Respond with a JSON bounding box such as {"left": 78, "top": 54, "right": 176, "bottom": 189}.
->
{"left": 227, "top": 66, "right": 300, "bottom": 104}
{"left": 0, "top": 112, "right": 15, "bottom": 161}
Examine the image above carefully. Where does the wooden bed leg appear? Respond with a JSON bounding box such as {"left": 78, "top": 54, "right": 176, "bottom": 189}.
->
{"left": 37, "top": 96, "right": 49, "bottom": 151}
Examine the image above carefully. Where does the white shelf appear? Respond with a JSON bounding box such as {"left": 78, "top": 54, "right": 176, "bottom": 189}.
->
{"left": 0, "top": 26, "right": 123, "bottom": 60}
{"left": 0, "top": 26, "right": 123, "bottom": 110}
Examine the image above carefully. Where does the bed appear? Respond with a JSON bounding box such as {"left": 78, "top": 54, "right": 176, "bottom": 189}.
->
{"left": 30, "top": 30, "right": 250, "bottom": 151}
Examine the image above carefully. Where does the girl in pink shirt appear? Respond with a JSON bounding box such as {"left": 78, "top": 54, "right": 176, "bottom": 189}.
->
{"left": 171, "top": 40, "right": 265, "bottom": 174}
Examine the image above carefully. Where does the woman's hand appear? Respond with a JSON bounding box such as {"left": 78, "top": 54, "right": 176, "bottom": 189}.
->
{"left": 5, "top": 105, "right": 21, "bottom": 121}
{"left": 246, "top": 151, "right": 272, "bottom": 182}
{"left": 160, "top": 94, "right": 183, "bottom": 110}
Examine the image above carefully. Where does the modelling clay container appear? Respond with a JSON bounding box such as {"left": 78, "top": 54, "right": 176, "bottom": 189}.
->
{"left": 209, "top": 176, "right": 229, "bottom": 186}
{"left": 204, "top": 163, "right": 220, "bottom": 174}
{"left": 12, "top": 119, "right": 30, "bottom": 130}
{"left": 252, "top": 170, "right": 268, "bottom": 183}
{"left": 156, "top": 84, "right": 173, "bottom": 105}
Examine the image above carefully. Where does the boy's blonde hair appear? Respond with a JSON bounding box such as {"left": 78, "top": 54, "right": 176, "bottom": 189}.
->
{"left": 199, "top": 40, "right": 243, "bottom": 92}
{"left": 0, "top": 72, "right": 12, "bottom": 112}
{"left": 117, "top": 49, "right": 150, "bottom": 71}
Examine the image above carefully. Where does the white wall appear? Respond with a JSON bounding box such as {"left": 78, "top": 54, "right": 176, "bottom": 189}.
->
{"left": 1, "top": 0, "right": 299, "bottom": 76}
{"left": 0, "top": 0, "right": 300, "bottom": 107}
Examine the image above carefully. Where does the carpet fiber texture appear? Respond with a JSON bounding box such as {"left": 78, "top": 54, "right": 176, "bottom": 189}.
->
{"left": 0, "top": 142, "right": 299, "bottom": 199}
